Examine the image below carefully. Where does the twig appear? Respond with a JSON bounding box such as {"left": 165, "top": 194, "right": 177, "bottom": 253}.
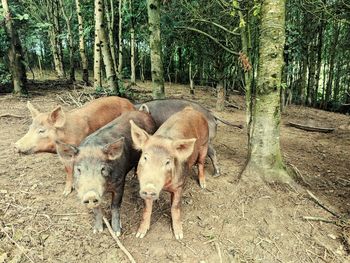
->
{"left": 302, "top": 216, "right": 340, "bottom": 225}
{"left": 306, "top": 190, "right": 340, "bottom": 218}
{"left": 177, "top": 240, "right": 198, "bottom": 255}
{"left": 52, "top": 213, "right": 89, "bottom": 216}
{"left": 102, "top": 217, "right": 136, "bottom": 263}
{"left": 224, "top": 100, "right": 240, "bottom": 109}
{"left": 0, "top": 114, "right": 25, "bottom": 118}
{"left": 215, "top": 242, "right": 223, "bottom": 263}
{"left": 1, "top": 226, "right": 35, "bottom": 263}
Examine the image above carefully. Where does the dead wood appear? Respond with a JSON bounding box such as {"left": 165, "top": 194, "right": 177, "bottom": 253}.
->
{"left": 288, "top": 121, "right": 335, "bottom": 133}
{"left": 224, "top": 100, "right": 240, "bottom": 109}
{"left": 0, "top": 114, "right": 25, "bottom": 118}
{"left": 102, "top": 217, "right": 136, "bottom": 263}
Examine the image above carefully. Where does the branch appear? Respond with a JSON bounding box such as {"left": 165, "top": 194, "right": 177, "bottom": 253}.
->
{"left": 102, "top": 217, "right": 136, "bottom": 263}
{"left": 191, "top": 19, "right": 240, "bottom": 36}
{"left": 175, "top": 26, "right": 239, "bottom": 55}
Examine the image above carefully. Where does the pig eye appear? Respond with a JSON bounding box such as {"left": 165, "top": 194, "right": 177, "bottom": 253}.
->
{"left": 143, "top": 156, "right": 147, "bottom": 161}
{"left": 165, "top": 160, "right": 171, "bottom": 166}
{"left": 38, "top": 129, "right": 46, "bottom": 134}
{"left": 75, "top": 167, "right": 81, "bottom": 176}
{"left": 101, "top": 166, "right": 108, "bottom": 176}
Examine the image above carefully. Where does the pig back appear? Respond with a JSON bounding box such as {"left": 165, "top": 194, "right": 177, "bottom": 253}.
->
{"left": 81, "top": 111, "right": 156, "bottom": 169}
{"left": 155, "top": 108, "right": 209, "bottom": 167}
{"left": 135, "top": 99, "right": 217, "bottom": 141}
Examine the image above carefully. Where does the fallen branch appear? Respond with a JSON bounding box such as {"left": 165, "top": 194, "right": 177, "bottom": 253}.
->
{"left": 288, "top": 121, "right": 335, "bottom": 133}
{"left": 224, "top": 100, "right": 240, "bottom": 109}
{"left": 1, "top": 226, "right": 35, "bottom": 263}
{"left": 102, "top": 217, "right": 136, "bottom": 263}
{"left": 306, "top": 190, "right": 340, "bottom": 218}
{"left": 0, "top": 114, "right": 25, "bottom": 118}
{"left": 215, "top": 242, "right": 223, "bottom": 263}
{"left": 302, "top": 216, "right": 338, "bottom": 224}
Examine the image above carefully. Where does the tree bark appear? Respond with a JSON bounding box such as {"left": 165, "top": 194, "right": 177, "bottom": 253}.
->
{"left": 93, "top": 34, "right": 102, "bottom": 89}
{"left": 189, "top": 62, "right": 195, "bottom": 95}
{"left": 95, "top": 0, "right": 119, "bottom": 93}
{"left": 59, "top": 0, "right": 75, "bottom": 82}
{"left": 2, "top": 0, "right": 27, "bottom": 95}
{"left": 147, "top": 0, "right": 165, "bottom": 99}
{"left": 313, "top": 16, "right": 324, "bottom": 107}
{"left": 105, "top": 0, "right": 118, "bottom": 76}
{"left": 129, "top": 0, "right": 136, "bottom": 85}
{"left": 117, "top": 0, "right": 124, "bottom": 78}
{"left": 325, "top": 22, "right": 340, "bottom": 109}
{"left": 242, "top": 0, "right": 292, "bottom": 184}
{"left": 75, "top": 0, "right": 89, "bottom": 85}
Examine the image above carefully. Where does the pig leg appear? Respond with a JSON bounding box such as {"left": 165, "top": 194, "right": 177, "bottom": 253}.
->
{"left": 207, "top": 144, "right": 220, "bottom": 177}
{"left": 111, "top": 180, "right": 125, "bottom": 236}
{"left": 198, "top": 144, "right": 208, "bottom": 189}
{"left": 63, "top": 164, "right": 74, "bottom": 196}
{"left": 93, "top": 206, "right": 103, "bottom": 233}
{"left": 171, "top": 187, "right": 183, "bottom": 240}
{"left": 136, "top": 198, "right": 153, "bottom": 238}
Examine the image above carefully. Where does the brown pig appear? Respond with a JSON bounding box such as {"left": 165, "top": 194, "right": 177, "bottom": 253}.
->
{"left": 130, "top": 107, "right": 209, "bottom": 239}
{"left": 15, "top": 96, "right": 135, "bottom": 195}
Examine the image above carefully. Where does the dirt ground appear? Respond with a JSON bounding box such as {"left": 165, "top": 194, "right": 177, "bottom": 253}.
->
{"left": 0, "top": 80, "right": 350, "bottom": 263}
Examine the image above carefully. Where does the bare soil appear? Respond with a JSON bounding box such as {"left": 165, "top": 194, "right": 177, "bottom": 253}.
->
{"left": 0, "top": 80, "right": 350, "bottom": 263}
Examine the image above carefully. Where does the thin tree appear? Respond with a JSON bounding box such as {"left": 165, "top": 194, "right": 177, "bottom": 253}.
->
{"left": 117, "top": 0, "right": 124, "bottom": 78}
{"left": 147, "top": 0, "right": 165, "bottom": 99}
{"left": 129, "top": 0, "right": 136, "bottom": 85}
{"left": 2, "top": 0, "right": 28, "bottom": 95}
{"left": 75, "top": 0, "right": 89, "bottom": 85}
{"left": 94, "top": 0, "right": 119, "bottom": 93}
{"left": 242, "top": 0, "right": 292, "bottom": 184}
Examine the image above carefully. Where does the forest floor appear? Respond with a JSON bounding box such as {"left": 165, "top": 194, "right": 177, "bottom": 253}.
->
{"left": 0, "top": 79, "right": 350, "bottom": 263}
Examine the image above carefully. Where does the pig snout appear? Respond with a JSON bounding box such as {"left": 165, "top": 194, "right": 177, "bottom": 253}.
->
{"left": 82, "top": 191, "right": 101, "bottom": 208}
{"left": 140, "top": 184, "right": 159, "bottom": 200}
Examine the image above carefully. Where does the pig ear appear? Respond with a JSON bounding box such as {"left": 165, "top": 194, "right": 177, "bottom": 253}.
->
{"left": 130, "top": 120, "right": 149, "bottom": 150}
{"left": 27, "top": 101, "right": 40, "bottom": 118}
{"left": 55, "top": 140, "right": 78, "bottom": 162}
{"left": 49, "top": 106, "right": 66, "bottom": 128}
{"left": 172, "top": 138, "right": 197, "bottom": 161}
{"left": 103, "top": 137, "right": 125, "bottom": 160}
{"left": 138, "top": 104, "right": 150, "bottom": 113}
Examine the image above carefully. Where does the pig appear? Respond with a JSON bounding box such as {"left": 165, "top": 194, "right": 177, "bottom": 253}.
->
{"left": 135, "top": 99, "right": 242, "bottom": 177}
{"left": 130, "top": 107, "right": 209, "bottom": 239}
{"left": 56, "top": 111, "right": 156, "bottom": 235}
{"left": 15, "top": 96, "right": 135, "bottom": 195}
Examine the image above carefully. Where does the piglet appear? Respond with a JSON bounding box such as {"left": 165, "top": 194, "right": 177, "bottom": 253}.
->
{"left": 56, "top": 111, "right": 156, "bottom": 235}
{"left": 130, "top": 107, "right": 209, "bottom": 239}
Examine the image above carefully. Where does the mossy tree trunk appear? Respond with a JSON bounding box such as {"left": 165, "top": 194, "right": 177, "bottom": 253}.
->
{"left": 95, "top": 0, "right": 119, "bottom": 93}
{"left": 105, "top": 0, "right": 118, "bottom": 77}
{"left": 117, "top": 0, "right": 124, "bottom": 79}
{"left": 147, "top": 0, "right": 165, "bottom": 99}
{"left": 2, "top": 0, "right": 27, "bottom": 95}
{"left": 75, "top": 0, "right": 89, "bottom": 85}
{"left": 242, "top": 0, "right": 292, "bottom": 184}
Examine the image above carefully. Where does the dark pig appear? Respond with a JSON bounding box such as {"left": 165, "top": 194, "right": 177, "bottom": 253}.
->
{"left": 134, "top": 99, "right": 237, "bottom": 177}
{"left": 56, "top": 111, "right": 156, "bottom": 235}
{"left": 15, "top": 96, "right": 135, "bottom": 195}
{"left": 130, "top": 107, "right": 209, "bottom": 239}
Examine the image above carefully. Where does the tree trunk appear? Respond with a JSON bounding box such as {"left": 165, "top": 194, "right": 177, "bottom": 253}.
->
{"left": 93, "top": 34, "right": 102, "bottom": 89}
{"left": 53, "top": 0, "right": 65, "bottom": 78}
{"left": 242, "top": 0, "right": 292, "bottom": 184}
{"left": 2, "top": 0, "right": 27, "bottom": 95}
{"left": 129, "top": 0, "right": 136, "bottom": 85}
{"left": 189, "top": 62, "right": 195, "bottom": 95}
{"left": 75, "top": 0, "right": 89, "bottom": 85}
{"left": 147, "top": 0, "right": 165, "bottom": 99}
{"left": 325, "top": 22, "right": 340, "bottom": 109}
{"left": 313, "top": 16, "right": 324, "bottom": 107}
{"left": 307, "top": 40, "right": 316, "bottom": 106}
{"left": 105, "top": 0, "right": 118, "bottom": 76}
{"left": 95, "top": 0, "right": 119, "bottom": 93}
{"left": 216, "top": 80, "right": 225, "bottom": 111}
{"left": 59, "top": 0, "right": 75, "bottom": 83}
{"left": 117, "top": 0, "right": 124, "bottom": 78}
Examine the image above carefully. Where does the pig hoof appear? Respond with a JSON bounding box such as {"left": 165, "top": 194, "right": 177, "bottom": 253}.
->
{"left": 136, "top": 231, "right": 147, "bottom": 238}
{"left": 93, "top": 227, "right": 103, "bottom": 234}
{"left": 199, "top": 181, "right": 206, "bottom": 189}
{"left": 62, "top": 188, "right": 72, "bottom": 196}
{"left": 174, "top": 232, "right": 184, "bottom": 240}
{"left": 213, "top": 171, "right": 221, "bottom": 177}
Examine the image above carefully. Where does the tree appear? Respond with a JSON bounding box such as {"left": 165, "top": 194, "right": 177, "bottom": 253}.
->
{"left": 94, "top": 0, "right": 119, "bottom": 93}
{"left": 2, "top": 0, "right": 27, "bottom": 95}
{"left": 242, "top": 0, "right": 292, "bottom": 184}
{"left": 75, "top": 0, "right": 89, "bottom": 85}
{"left": 147, "top": 0, "right": 165, "bottom": 99}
